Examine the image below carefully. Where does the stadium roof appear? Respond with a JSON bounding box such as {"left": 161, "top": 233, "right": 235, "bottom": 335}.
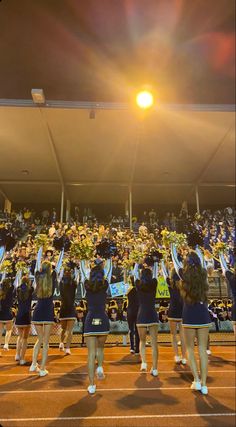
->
{"left": 0, "top": 103, "right": 235, "bottom": 207}
{"left": 0, "top": 0, "right": 235, "bottom": 209}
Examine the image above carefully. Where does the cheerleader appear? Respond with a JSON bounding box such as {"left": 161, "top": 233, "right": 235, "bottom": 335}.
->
{"left": 171, "top": 245, "right": 211, "bottom": 395}
{"left": 127, "top": 276, "right": 140, "bottom": 354}
{"left": 134, "top": 259, "right": 158, "bottom": 376}
{"left": 59, "top": 265, "right": 77, "bottom": 354}
{"left": 0, "top": 275, "right": 15, "bottom": 354}
{"left": 219, "top": 252, "right": 236, "bottom": 335}
{"left": 15, "top": 275, "right": 34, "bottom": 364}
{"left": 30, "top": 261, "right": 57, "bottom": 376}
{"left": 81, "top": 258, "right": 111, "bottom": 394}
{"left": 164, "top": 264, "right": 186, "bottom": 365}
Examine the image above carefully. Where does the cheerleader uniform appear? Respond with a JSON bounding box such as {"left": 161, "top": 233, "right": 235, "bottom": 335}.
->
{"left": 0, "top": 283, "right": 15, "bottom": 323}
{"left": 136, "top": 281, "right": 158, "bottom": 327}
{"left": 32, "top": 271, "right": 57, "bottom": 324}
{"left": 15, "top": 286, "right": 34, "bottom": 327}
{"left": 167, "top": 273, "right": 183, "bottom": 322}
{"left": 59, "top": 278, "right": 77, "bottom": 321}
{"left": 179, "top": 269, "right": 211, "bottom": 328}
{"left": 84, "top": 285, "right": 110, "bottom": 337}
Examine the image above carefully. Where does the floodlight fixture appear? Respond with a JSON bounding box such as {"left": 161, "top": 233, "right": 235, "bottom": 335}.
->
{"left": 136, "top": 90, "right": 154, "bottom": 110}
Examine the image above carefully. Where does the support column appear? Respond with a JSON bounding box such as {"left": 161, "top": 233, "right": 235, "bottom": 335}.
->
{"left": 195, "top": 185, "right": 200, "bottom": 214}
{"left": 129, "top": 186, "right": 133, "bottom": 230}
{"left": 4, "top": 198, "right": 11, "bottom": 214}
{"left": 66, "top": 199, "right": 71, "bottom": 222}
{"left": 60, "top": 186, "right": 65, "bottom": 223}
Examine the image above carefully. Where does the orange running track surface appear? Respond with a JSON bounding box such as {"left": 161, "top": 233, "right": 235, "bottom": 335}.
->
{"left": 0, "top": 345, "right": 235, "bottom": 427}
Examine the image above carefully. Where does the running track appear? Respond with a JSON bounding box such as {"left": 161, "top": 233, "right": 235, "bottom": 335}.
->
{"left": 0, "top": 346, "right": 235, "bottom": 427}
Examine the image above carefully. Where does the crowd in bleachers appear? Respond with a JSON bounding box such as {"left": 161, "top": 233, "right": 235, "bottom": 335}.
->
{"left": 0, "top": 204, "right": 235, "bottom": 331}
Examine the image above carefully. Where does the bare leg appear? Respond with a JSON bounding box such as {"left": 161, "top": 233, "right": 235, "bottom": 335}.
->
{"left": 96, "top": 335, "right": 107, "bottom": 368}
{"left": 4, "top": 321, "right": 13, "bottom": 349}
{"left": 184, "top": 328, "right": 200, "bottom": 382}
{"left": 169, "top": 321, "right": 179, "bottom": 358}
{"left": 41, "top": 324, "right": 52, "bottom": 371}
{"left": 197, "top": 327, "right": 209, "bottom": 387}
{"left": 65, "top": 320, "right": 75, "bottom": 350}
{"left": 60, "top": 320, "right": 67, "bottom": 344}
{"left": 149, "top": 325, "right": 158, "bottom": 371}
{"left": 32, "top": 324, "right": 43, "bottom": 365}
{"left": 137, "top": 327, "right": 147, "bottom": 365}
{"left": 16, "top": 329, "right": 23, "bottom": 360}
{"left": 179, "top": 323, "right": 186, "bottom": 359}
{"left": 86, "top": 336, "right": 96, "bottom": 385}
{"left": 20, "top": 327, "right": 30, "bottom": 361}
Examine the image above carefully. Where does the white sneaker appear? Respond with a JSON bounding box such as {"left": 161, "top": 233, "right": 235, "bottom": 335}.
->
{"left": 3, "top": 344, "right": 9, "bottom": 351}
{"left": 96, "top": 366, "right": 105, "bottom": 379}
{"left": 29, "top": 363, "right": 39, "bottom": 372}
{"left": 206, "top": 349, "right": 211, "bottom": 355}
{"left": 19, "top": 360, "right": 27, "bottom": 366}
{"left": 15, "top": 354, "right": 20, "bottom": 361}
{"left": 87, "top": 384, "right": 96, "bottom": 394}
{"left": 65, "top": 348, "right": 71, "bottom": 355}
{"left": 140, "top": 362, "right": 147, "bottom": 371}
{"left": 59, "top": 342, "right": 64, "bottom": 351}
{"left": 130, "top": 349, "right": 135, "bottom": 354}
{"left": 39, "top": 369, "right": 48, "bottom": 377}
{"left": 190, "top": 381, "right": 202, "bottom": 391}
{"left": 201, "top": 385, "right": 208, "bottom": 395}
{"left": 150, "top": 368, "right": 158, "bottom": 377}
{"left": 174, "top": 355, "right": 181, "bottom": 364}
{"left": 181, "top": 358, "right": 187, "bottom": 365}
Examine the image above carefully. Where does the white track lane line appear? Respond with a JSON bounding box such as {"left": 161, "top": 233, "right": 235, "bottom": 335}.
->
{"left": 0, "top": 369, "right": 235, "bottom": 377}
{"left": 0, "top": 386, "right": 235, "bottom": 394}
{"left": 0, "top": 413, "right": 235, "bottom": 423}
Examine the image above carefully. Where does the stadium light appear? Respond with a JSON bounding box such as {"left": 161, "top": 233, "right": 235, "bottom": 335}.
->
{"left": 136, "top": 90, "right": 154, "bottom": 110}
{"left": 31, "top": 88, "right": 45, "bottom": 104}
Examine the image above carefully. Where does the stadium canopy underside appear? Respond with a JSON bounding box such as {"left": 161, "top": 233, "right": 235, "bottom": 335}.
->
{"left": 0, "top": 101, "right": 235, "bottom": 214}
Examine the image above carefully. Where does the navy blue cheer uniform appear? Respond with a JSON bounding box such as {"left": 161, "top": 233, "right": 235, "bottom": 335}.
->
{"left": 84, "top": 284, "right": 110, "bottom": 337}
{"left": 127, "top": 287, "right": 140, "bottom": 352}
{"left": 0, "top": 283, "right": 15, "bottom": 322}
{"left": 167, "top": 273, "right": 183, "bottom": 321}
{"left": 136, "top": 279, "right": 159, "bottom": 327}
{"left": 32, "top": 271, "right": 57, "bottom": 324}
{"left": 226, "top": 271, "right": 236, "bottom": 323}
{"left": 178, "top": 269, "right": 211, "bottom": 328}
{"left": 59, "top": 277, "right": 77, "bottom": 321}
{"left": 15, "top": 286, "right": 34, "bottom": 327}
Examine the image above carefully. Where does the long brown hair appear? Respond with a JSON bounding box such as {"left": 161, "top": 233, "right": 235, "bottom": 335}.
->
{"left": 35, "top": 261, "right": 53, "bottom": 298}
{"left": 180, "top": 251, "right": 208, "bottom": 304}
{"left": 17, "top": 276, "right": 32, "bottom": 302}
{"left": 0, "top": 278, "right": 12, "bottom": 300}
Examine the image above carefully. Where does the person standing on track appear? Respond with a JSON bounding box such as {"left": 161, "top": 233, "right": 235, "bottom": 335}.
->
{"left": 171, "top": 247, "right": 211, "bottom": 395}
{"left": 59, "top": 265, "right": 77, "bottom": 355}
{"left": 30, "top": 260, "right": 57, "bottom": 377}
{"left": 0, "top": 275, "right": 15, "bottom": 355}
{"left": 134, "top": 259, "right": 159, "bottom": 376}
{"left": 15, "top": 275, "right": 34, "bottom": 365}
{"left": 164, "top": 264, "right": 187, "bottom": 365}
{"left": 81, "top": 258, "right": 112, "bottom": 394}
{"left": 219, "top": 251, "right": 236, "bottom": 335}
{"left": 127, "top": 276, "right": 140, "bottom": 354}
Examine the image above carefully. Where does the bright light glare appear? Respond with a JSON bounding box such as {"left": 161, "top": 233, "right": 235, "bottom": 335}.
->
{"left": 136, "top": 90, "right": 154, "bottom": 109}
